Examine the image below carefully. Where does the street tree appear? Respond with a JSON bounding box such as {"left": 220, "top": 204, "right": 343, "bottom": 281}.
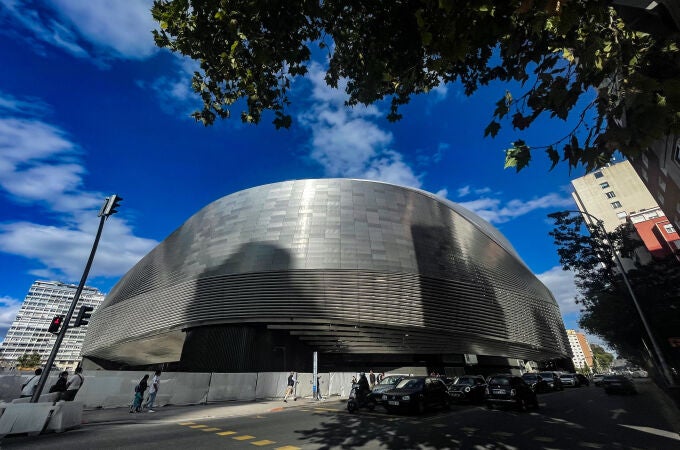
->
{"left": 548, "top": 211, "right": 680, "bottom": 369}
{"left": 152, "top": 0, "right": 680, "bottom": 173}
{"left": 16, "top": 352, "right": 41, "bottom": 369}
{"left": 591, "top": 344, "right": 614, "bottom": 373}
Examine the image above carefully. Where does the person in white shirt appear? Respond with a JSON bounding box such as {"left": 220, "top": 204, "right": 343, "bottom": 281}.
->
{"left": 20, "top": 368, "right": 43, "bottom": 398}
{"left": 144, "top": 370, "right": 161, "bottom": 412}
{"left": 63, "top": 366, "right": 84, "bottom": 401}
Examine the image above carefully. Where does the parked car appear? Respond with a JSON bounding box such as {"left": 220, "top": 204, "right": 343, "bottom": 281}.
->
{"left": 485, "top": 374, "right": 539, "bottom": 411}
{"left": 521, "top": 373, "right": 550, "bottom": 393}
{"left": 592, "top": 374, "right": 605, "bottom": 386}
{"left": 559, "top": 373, "right": 580, "bottom": 387}
{"left": 538, "top": 371, "right": 564, "bottom": 391}
{"left": 602, "top": 375, "right": 637, "bottom": 395}
{"left": 381, "top": 376, "right": 450, "bottom": 414}
{"left": 369, "top": 374, "right": 406, "bottom": 404}
{"left": 448, "top": 375, "right": 487, "bottom": 403}
{"left": 575, "top": 373, "right": 590, "bottom": 386}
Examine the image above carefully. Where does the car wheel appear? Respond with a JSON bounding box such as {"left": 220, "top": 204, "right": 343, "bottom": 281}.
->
{"left": 444, "top": 397, "right": 451, "bottom": 410}
{"left": 417, "top": 400, "right": 425, "bottom": 415}
{"left": 367, "top": 399, "right": 376, "bottom": 411}
{"left": 486, "top": 402, "right": 493, "bottom": 410}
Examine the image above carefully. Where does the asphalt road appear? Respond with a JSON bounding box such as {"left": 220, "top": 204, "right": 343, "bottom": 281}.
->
{"left": 3, "top": 379, "right": 679, "bottom": 449}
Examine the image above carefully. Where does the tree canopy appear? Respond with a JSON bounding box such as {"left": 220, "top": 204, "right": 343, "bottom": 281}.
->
{"left": 16, "top": 352, "right": 41, "bottom": 369}
{"left": 548, "top": 211, "right": 680, "bottom": 371}
{"left": 152, "top": 0, "right": 680, "bottom": 173}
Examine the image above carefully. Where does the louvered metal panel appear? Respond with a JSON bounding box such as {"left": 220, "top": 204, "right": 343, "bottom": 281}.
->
{"left": 82, "top": 179, "right": 570, "bottom": 368}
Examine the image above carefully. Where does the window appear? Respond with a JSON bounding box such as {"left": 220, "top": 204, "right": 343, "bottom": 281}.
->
{"left": 594, "top": 171, "right": 604, "bottom": 179}
{"left": 664, "top": 224, "right": 676, "bottom": 234}
{"left": 658, "top": 193, "right": 665, "bottom": 205}
{"left": 659, "top": 178, "right": 667, "bottom": 192}
{"left": 611, "top": 201, "right": 622, "bottom": 209}
{"left": 605, "top": 191, "right": 616, "bottom": 198}
{"left": 616, "top": 211, "right": 628, "bottom": 219}
{"left": 675, "top": 140, "right": 680, "bottom": 165}
{"left": 642, "top": 153, "right": 649, "bottom": 167}
{"left": 599, "top": 182, "right": 610, "bottom": 189}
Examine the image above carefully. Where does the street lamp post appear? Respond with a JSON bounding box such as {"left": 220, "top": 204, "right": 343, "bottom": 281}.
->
{"left": 30, "top": 195, "right": 122, "bottom": 402}
{"left": 566, "top": 210, "right": 675, "bottom": 387}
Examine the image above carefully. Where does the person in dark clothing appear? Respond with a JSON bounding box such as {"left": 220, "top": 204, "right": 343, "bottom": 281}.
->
{"left": 49, "top": 371, "right": 69, "bottom": 400}
{"left": 357, "top": 372, "right": 370, "bottom": 400}
{"left": 283, "top": 372, "right": 296, "bottom": 402}
{"left": 130, "top": 375, "right": 149, "bottom": 413}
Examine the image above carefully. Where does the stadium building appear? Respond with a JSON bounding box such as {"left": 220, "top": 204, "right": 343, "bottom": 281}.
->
{"left": 82, "top": 179, "right": 571, "bottom": 373}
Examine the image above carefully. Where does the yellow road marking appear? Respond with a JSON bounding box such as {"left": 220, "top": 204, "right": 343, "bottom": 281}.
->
{"left": 251, "top": 440, "right": 276, "bottom": 446}
{"left": 189, "top": 424, "right": 208, "bottom": 428}
{"left": 217, "top": 431, "right": 237, "bottom": 436}
{"left": 201, "top": 427, "right": 221, "bottom": 432}
{"left": 233, "top": 435, "right": 256, "bottom": 441}
{"left": 178, "top": 422, "right": 196, "bottom": 426}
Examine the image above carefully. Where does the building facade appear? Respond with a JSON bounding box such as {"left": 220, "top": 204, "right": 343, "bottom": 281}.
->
{"left": 566, "top": 330, "right": 593, "bottom": 371}
{"left": 0, "top": 280, "right": 105, "bottom": 371}
{"left": 628, "top": 207, "right": 680, "bottom": 263}
{"left": 571, "top": 159, "right": 660, "bottom": 233}
{"left": 629, "top": 135, "right": 680, "bottom": 236}
{"left": 82, "top": 179, "right": 571, "bottom": 373}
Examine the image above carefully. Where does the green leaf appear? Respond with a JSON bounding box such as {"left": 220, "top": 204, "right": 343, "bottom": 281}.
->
{"left": 484, "top": 121, "right": 501, "bottom": 138}
{"left": 504, "top": 141, "right": 531, "bottom": 172}
{"left": 546, "top": 145, "right": 559, "bottom": 171}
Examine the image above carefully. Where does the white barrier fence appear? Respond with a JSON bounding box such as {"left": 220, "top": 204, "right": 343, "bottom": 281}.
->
{"left": 0, "top": 371, "right": 357, "bottom": 409}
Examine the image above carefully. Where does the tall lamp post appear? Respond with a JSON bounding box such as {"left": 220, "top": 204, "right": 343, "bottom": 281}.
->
{"left": 565, "top": 209, "right": 675, "bottom": 387}
{"left": 30, "top": 195, "right": 123, "bottom": 402}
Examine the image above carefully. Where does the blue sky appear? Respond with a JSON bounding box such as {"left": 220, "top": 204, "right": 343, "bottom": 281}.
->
{"left": 0, "top": 1, "right": 601, "bottom": 351}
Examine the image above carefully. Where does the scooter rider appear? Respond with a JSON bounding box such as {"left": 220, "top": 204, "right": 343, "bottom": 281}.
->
{"left": 357, "top": 372, "right": 370, "bottom": 401}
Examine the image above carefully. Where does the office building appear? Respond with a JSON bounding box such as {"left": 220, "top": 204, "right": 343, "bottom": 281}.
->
{"left": 0, "top": 280, "right": 105, "bottom": 371}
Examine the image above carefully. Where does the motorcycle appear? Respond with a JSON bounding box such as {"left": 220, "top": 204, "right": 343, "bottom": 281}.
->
{"left": 347, "top": 383, "right": 376, "bottom": 413}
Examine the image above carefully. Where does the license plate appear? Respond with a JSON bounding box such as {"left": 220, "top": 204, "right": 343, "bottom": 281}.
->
{"left": 492, "top": 389, "right": 506, "bottom": 394}
{"left": 452, "top": 392, "right": 462, "bottom": 397}
{"left": 388, "top": 400, "right": 400, "bottom": 406}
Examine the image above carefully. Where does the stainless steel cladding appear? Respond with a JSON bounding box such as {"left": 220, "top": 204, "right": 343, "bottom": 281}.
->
{"left": 82, "top": 179, "right": 570, "bottom": 368}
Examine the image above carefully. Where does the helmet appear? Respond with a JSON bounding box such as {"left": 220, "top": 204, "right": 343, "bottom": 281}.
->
{"left": 360, "top": 372, "right": 365, "bottom": 376}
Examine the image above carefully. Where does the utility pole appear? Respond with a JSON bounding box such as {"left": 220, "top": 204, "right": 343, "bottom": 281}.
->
{"left": 31, "top": 195, "right": 123, "bottom": 402}
{"left": 567, "top": 209, "right": 675, "bottom": 388}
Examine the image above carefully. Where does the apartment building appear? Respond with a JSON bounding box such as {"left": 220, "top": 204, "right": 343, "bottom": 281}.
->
{"left": 567, "top": 329, "right": 593, "bottom": 371}
{"left": 0, "top": 280, "right": 105, "bottom": 371}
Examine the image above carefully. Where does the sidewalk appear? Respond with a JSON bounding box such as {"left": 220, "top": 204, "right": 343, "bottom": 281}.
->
{"left": 80, "top": 396, "right": 341, "bottom": 426}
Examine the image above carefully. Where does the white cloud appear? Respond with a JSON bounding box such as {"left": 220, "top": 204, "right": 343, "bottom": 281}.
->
{"left": 459, "top": 192, "right": 575, "bottom": 224}
{"left": 1, "top": 0, "right": 157, "bottom": 61}
{"left": 435, "top": 188, "right": 448, "bottom": 199}
{"left": 536, "top": 266, "right": 580, "bottom": 314}
{"left": 0, "top": 92, "right": 158, "bottom": 284}
{"left": 299, "top": 64, "right": 422, "bottom": 188}
{"left": 139, "top": 56, "right": 202, "bottom": 117}
{"left": 0, "top": 296, "right": 22, "bottom": 330}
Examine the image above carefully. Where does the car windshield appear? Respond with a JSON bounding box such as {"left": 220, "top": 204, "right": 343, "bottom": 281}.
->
{"left": 489, "top": 376, "right": 511, "bottom": 386}
{"left": 455, "top": 377, "right": 477, "bottom": 385}
{"left": 378, "top": 376, "right": 401, "bottom": 385}
{"left": 522, "top": 374, "right": 538, "bottom": 380}
{"left": 560, "top": 374, "right": 574, "bottom": 379}
{"left": 538, "top": 372, "right": 553, "bottom": 378}
{"left": 396, "top": 378, "right": 424, "bottom": 389}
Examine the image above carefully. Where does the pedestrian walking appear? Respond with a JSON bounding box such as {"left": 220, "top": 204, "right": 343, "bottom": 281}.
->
{"left": 283, "top": 371, "right": 296, "bottom": 402}
{"left": 130, "top": 374, "right": 149, "bottom": 413}
{"left": 369, "top": 369, "right": 376, "bottom": 389}
{"left": 20, "top": 368, "right": 42, "bottom": 398}
{"left": 63, "top": 366, "right": 84, "bottom": 401}
{"left": 145, "top": 370, "right": 162, "bottom": 412}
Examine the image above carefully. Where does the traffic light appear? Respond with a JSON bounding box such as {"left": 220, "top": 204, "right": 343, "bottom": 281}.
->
{"left": 48, "top": 316, "right": 64, "bottom": 334}
{"left": 99, "top": 194, "right": 123, "bottom": 217}
{"left": 74, "top": 305, "right": 94, "bottom": 327}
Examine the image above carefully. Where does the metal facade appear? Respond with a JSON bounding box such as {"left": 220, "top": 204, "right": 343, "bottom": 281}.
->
{"left": 82, "top": 179, "right": 570, "bottom": 367}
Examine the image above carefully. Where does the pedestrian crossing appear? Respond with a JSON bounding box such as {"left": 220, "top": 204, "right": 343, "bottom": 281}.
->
{"left": 177, "top": 421, "right": 300, "bottom": 449}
